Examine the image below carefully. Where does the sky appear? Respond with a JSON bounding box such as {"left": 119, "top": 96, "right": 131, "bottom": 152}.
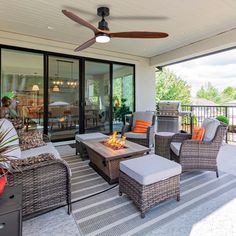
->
{"left": 167, "top": 48, "right": 236, "bottom": 97}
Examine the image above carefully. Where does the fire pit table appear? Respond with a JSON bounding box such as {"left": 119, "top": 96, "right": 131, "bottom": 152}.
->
{"left": 82, "top": 138, "right": 150, "bottom": 184}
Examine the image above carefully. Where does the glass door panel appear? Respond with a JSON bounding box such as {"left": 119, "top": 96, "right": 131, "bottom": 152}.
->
{"left": 84, "top": 61, "right": 110, "bottom": 133}
{"left": 112, "top": 64, "right": 134, "bottom": 132}
{"left": 1, "top": 49, "right": 44, "bottom": 131}
{"left": 48, "top": 56, "right": 79, "bottom": 140}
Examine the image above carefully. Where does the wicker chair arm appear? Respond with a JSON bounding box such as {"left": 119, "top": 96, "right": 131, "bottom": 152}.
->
{"left": 171, "top": 133, "right": 192, "bottom": 143}
{"left": 121, "top": 124, "right": 132, "bottom": 136}
{"left": 43, "top": 134, "right": 51, "bottom": 142}
{"left": 9, "top": 153, "right": 71, "bottom": 176}
{"left": 147, "top": 125, "right": 155, "bottom": 147}
{"left": 10, "top": 153, "right": 54, "bottom": 168}
{"left": 182, "top": 139, "right": 210, "bottom": 145}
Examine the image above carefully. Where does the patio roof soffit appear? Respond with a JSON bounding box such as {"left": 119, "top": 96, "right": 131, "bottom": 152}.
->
{"left": 149, "top": 27, "right": 236, "bottom": 67}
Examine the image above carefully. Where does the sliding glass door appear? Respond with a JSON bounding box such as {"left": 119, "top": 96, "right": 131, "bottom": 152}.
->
{"left": 84, "top": 60, "right": 110, "bottom": 133}
{"left": 0, "top": 46, "right": 135, "bottom": 140}
{"left": 112, "top": 64, "right": 135, "bottom": 132}
{"left": 48, "top": 56, "right": 80, "bottom": 140}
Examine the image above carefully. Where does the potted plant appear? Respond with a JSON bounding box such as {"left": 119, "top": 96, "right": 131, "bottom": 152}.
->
{"left": 216, "top": 115, "right": 229, "bottom": 125}
{"left": 0, "top": 170, "right": 7, "bottom": 195}
{"left": 0, "top": 123, "right": 19, "bottom": 196}
{"left": 113, "top": 98, "right": 131, "bottom": 123}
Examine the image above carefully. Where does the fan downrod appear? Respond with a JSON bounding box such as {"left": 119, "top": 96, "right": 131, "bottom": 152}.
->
{"left": 97, "top": 7, "right": 110, "bottom": 31}
{"left": 97, "top": 7, "right": 110, "bottom": 17}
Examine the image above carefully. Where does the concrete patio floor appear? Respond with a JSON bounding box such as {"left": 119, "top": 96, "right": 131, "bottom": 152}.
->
{"left": 23, "top": 143, "right": 236, "bottom": 236}
{"left": 218, "top": 143, "right": 236, "bottom": 177}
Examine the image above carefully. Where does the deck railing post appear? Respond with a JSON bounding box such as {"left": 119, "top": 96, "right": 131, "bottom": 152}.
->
{"left": 189, "top": 105, "right": 193, "bottom": 134}
{"left": 225, "top": 106, "right": 228, "bottom": 143}
{"left": 190, "top": 105, "right": 193, "bottom": 134}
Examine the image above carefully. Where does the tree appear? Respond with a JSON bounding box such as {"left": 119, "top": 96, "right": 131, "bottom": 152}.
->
{"left": 196, "top": 82, "right": 221, "bottom": 103}
{"left": 155, "top": 68, "right": 191, "bottom": 104}
{"left": 196, "top": 83, "right": 236, "bottom": 104}
{"left": 113, "top": 75, "right": 134, "bottom": 110}
{"left": 221, "top": 86, "right": 236, "bottom": 103}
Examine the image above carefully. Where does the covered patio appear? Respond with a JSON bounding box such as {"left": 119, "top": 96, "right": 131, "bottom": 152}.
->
{"left": 0, "top": 0, "right": 235, "bottom": 117}
{"left": 1, "top": 0, "right": 236, "bottom": 235}
{"left": 23, "top": 143, "right": 236, "bottom": 236}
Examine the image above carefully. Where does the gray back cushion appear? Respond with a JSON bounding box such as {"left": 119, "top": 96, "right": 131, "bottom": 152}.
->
{"left": 201, "top": 118, "right": 220, "bottom": 141}
{"left": 132, "top": 111, "right": 154, "bottom": 129}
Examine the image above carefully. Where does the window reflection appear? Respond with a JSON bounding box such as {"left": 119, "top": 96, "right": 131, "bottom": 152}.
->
{"left": 48, "top": 57, "right": 79, "bottom": 140}
{"left": 85, "top": 61, "right": 110, "bottom": 133}
{"left": 0, "top": 48, "right": 135, "bottom": 139}
{"left": 1, "top": 49, "right": 44, "bottom": 130}
{"left": 113, "top": 64, "right": 134, "bottom": 132}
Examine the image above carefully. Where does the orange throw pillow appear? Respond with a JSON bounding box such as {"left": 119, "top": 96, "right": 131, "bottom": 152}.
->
{"left": 192, "top": 127, "right": 205, "bottom": 140}
{"left": 132, "top": 120, "right": 151, "bottom": 133}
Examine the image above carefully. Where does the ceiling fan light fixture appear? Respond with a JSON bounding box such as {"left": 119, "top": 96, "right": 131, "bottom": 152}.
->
{"left": 96, "top": 34, "right": 110, "bottom": 43}
{"left": 62, "top": 8, "right": 169, "bottom": 52}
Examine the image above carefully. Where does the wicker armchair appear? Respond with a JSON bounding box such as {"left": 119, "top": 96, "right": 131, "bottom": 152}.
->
{"left": 7, "top": 154, "right": 71, "bottom": 220}
{"left": 170, "top": 121, "right": 228, "bottom": 177}
{"left": 121, "top": 111, "right": 156, "bottom": 148}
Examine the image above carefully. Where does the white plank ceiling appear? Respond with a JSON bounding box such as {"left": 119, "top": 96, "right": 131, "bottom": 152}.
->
{"left": 0, "top": 0, "right": 236, "bottom": 58}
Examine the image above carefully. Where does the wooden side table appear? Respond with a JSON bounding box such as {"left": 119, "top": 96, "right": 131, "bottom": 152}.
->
{"left": 155, "top": 132, "right": 175, "bottom": 159}
{"left": 0, "top": 185, "right": 22, "bottom": 236}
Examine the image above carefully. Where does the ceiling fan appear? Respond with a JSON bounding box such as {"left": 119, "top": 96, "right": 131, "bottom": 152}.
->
{"left": 62, "top": 7, "right": 169, "bottom": 52}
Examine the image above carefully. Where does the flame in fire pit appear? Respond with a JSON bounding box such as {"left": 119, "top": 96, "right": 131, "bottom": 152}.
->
{"left": 105, "top": 131, "right": 126, "bottom": 150}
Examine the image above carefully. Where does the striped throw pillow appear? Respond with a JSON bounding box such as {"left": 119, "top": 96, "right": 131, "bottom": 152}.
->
{"left": 132, "top": 120, "right": 151, "bottom": 133}
{"left": 192, "top": 127, "right": 205, "bottom": 140}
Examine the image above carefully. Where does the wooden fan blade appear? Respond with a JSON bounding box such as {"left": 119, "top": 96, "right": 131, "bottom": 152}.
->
{"left": 109, "top": 31, "right": 168, "bottom": 38}
{"left": 62, "top": 10, "right": 100, "bottom": 34}
{"left": 110, "top": 16, "right": 168, "bottom": 21}
{"left": 74, "top": 37, "right": 96, "bottom": 52}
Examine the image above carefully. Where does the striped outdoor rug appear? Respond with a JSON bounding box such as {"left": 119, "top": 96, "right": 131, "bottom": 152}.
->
{"left": 58, "top": 145, "right": 114, "bottom": 202}
{"left": 57, "top": 145, "right": 236, "bottom": 236}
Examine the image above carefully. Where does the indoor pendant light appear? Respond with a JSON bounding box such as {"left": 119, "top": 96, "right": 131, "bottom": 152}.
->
{"left": 32, "top": 84, "right": 39, "bottom": 91}
{"left": 53, "top": 85, "right": 60, "bottom": 92}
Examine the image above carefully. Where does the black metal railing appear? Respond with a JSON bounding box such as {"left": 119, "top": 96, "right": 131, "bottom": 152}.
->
{"left": 181, "top": 105, "right": 236, "bottom": 143}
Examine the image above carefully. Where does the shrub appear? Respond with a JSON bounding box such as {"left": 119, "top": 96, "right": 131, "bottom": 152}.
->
{"left": 216, "top": 115, "right": 229, "bottom": 125}
{"left": 182, "top": 115, "right": 198, "bottom": 125}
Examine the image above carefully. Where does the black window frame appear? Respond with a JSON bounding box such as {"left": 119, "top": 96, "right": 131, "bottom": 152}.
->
{"left": 0, "top": 44, "right": 135, "bottom": 140}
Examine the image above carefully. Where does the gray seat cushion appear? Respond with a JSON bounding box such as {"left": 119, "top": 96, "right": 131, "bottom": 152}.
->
{"left": 120, "top": 154, "right": 182, "bottom": 185}
{"left": 124, "top": 132, "right": 147, "bottom": 139}
{"left": 170, "top": 142, "right": 182, "bottom": 156}
{"left": 75, "top": 132, "right": 107, "bottom": 142}
{"left": 201, "top": 118, "right": 220, "bottom": 141}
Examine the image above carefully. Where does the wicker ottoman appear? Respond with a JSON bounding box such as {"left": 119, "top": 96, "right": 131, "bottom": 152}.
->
{"left": 155, "top": 132, "right": 175, "bottom": 159}
{"left": 75, "top": 133, "right": 108, "bottom": 160}
{"left": 119, "top": 154, "right": 181, "bottom": 218}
